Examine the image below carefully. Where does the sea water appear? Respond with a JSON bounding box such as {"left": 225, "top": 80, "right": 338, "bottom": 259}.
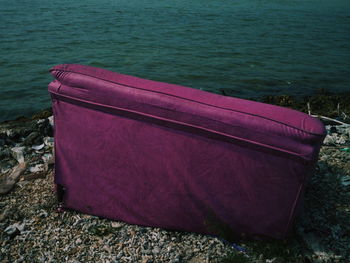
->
{"left": 0, "top": 0, "right": 349, "bottom": 121}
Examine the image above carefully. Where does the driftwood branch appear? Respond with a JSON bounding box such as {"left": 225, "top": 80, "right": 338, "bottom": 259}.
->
{"left": 311, "top": 115, "right": 349, "bottom": 126}
{"left": 307, "top": 102, "right": 349, "bottom": 125}
{"left": 0, "top": 162, "right": 27, "bottom": 195}
{"left": 307, "top": 102, "right": 312, "bottom": 115}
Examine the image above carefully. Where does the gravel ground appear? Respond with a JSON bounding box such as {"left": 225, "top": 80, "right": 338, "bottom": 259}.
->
{"left": 0, "top": 173, "right": 233, "bottom": 263}
{"left": 0, "top": 113, "right": 349, "bottom": 263}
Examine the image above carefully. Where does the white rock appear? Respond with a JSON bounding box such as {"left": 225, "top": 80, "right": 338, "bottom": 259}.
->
{"left": 29, "top": 164, "right": 45, "bottom": 173}
{"left": 32, "top": 144, "right": 45, "bottom": 151}
{"left": 4, "top": 222, "right": 25, "bottom": 235}
{"left": 48, "top": 116, "right": 54, "bottom": 127}
{"left": 37, "top": 119, "right": 45, "bottom": 124}
{"left": 11, "top": 146, "right": 25, "bottom": 163}
{"left": 42, "top": 153, "right": 54, "bottom": 165}
{"left": 111, "top": 222, "right": 123, "bottom": 229}
{"left": 38, "top": 209, "right": 48, "bottom": 218}
{"left": 1, "top": 168, "right": 10, "bottom": 174}
{"left": 5, "top": 130, "right": 13, "bottom": 137}
{"left": 152, "top": 247, "right": 161, "bottom": 254}
{"left": 43, "top": 137, "right": 54, "bottom": 148}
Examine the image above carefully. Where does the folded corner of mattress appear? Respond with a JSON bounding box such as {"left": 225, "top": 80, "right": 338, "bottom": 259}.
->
{"left": 49, "top": 64, "right": 69, "bottom": 74}
{"left": 302, "top": 114, "right": 327, "bottom": 137}
{"left": 48, "top": 79, "right": 62, "bottom": 94}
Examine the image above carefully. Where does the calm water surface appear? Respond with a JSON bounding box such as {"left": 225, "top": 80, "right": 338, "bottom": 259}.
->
{"left": 0, "top": 0, "right": 349, "bottom": 121}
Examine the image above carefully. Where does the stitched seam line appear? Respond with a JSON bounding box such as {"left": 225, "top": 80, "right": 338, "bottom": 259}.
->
{"left": 62, "top": 82, "right": 301, "bottom": 144}
{"left": 284, "top": 183, "right": 304, "bottom": 236}
{"left": 50, "top": 68, "right": 325, "bottom": 137}
{"left": 50, "top": 90, "right": 312, "bottom": 163}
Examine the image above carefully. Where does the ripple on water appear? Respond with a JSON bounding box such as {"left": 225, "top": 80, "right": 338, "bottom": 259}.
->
{"left": 0, "top": 0, "right": 349, "bottom": 121}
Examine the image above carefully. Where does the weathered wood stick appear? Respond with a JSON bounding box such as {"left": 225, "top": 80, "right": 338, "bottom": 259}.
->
{"left": 0, "top": 162, "right": 27, "bottom": 195}
{"left": 311, "top": 115, "right": 349, "bottom": 126}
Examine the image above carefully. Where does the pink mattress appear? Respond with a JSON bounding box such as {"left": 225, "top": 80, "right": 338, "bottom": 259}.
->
{"left": 48, "top": 64, "right": 326, "bottom": 239}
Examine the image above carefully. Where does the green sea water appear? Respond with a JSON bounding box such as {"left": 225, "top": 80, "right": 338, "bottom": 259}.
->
{"left": 0, "top": 0, "right": 349, "bottom": 121}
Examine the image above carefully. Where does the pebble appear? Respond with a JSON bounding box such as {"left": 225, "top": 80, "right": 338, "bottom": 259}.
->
{"left": 324, "top": 124, "right": 350, "bottom": 145}
{"left": 38, "top": 210, "right": 48, "bottom": 218}
{"left": 32, "top": 144, "right": 45, "bottom": 151}
{"left": 11, "top": 146, "right": 25, "bottom": 163}
{"left": 4, "top": 222, "right": 25, "bottom": 236}
{"left": 29, "top": 164, "right": 45, "bottom": 173}
{"left": 48, "top": 116, "right": 54, "bottom": 127}
{"left": 43, "top": 137, "right": 54, "bottom": 148}
{"left": 111, "top": 222, "right": 123, "bottom": 229}
{"left": 152, "top": 247, "right": 160, "bottom": 254}
{"left": 42, "top": 153, "right": 54, "bottom": 167}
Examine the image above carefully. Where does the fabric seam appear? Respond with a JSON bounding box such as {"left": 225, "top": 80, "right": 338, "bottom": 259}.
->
{"left": 49, "top": 90, "right": 312, "bottom": 163}
{"left": 284, "top": 183, "right": 304, "bottom": 236}
{"left": 49, "top": 68, "right": 325, "bottom": 137}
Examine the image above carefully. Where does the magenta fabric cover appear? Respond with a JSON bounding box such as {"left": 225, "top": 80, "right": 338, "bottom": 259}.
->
{"left": 48, "top": 64, "right": 326, "bottom": 239}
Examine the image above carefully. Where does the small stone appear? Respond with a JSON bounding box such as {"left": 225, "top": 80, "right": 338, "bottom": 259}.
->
{"left": 116, "top": 252, "right": 123, "bottom": 259}
{"left": 111, "top": 222, "right": 123, "bottom": 229}
{"left": 4, "top": 222, "right": 24, "bottom": 236}
{"left": 36, "top": 119, "right": 45, "bottom": 124}
{"left": 170, "top": 256, "right": 181, "bottom": 263}
{"left": 14, "top": 256, "right": 24, "bottom": 263}
{"left": 152, "top": 247, "right": 160, "bottom": 254}
{"left": 38, "top": 209, "right": 48, "bottom": 218}
{"left": 29, "top": 164, "right": 45, "bottom": 173}
{"left": 43, "top": 137, "right": 54, "bottom": 148}
{"left": 42, "top": 153, "right": 54, "bottom": 163}
{"left": 4, "top": 225, "right": 19, "bottom": 236}
{"left": 11, "top": 147, "right": 25, "bottom": 163}
{"left": 188, "top": 256, "right": 205, "bottom": 263}
{"left": 32, "top": 144, "right": 45, "bottom": 151}
{"left": 48, "top": 116, "right": 54, "bottom": 127}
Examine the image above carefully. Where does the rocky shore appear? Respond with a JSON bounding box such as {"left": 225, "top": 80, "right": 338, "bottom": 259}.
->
{"left": 1, "top": 91, "right": 350, "bottom": 263}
